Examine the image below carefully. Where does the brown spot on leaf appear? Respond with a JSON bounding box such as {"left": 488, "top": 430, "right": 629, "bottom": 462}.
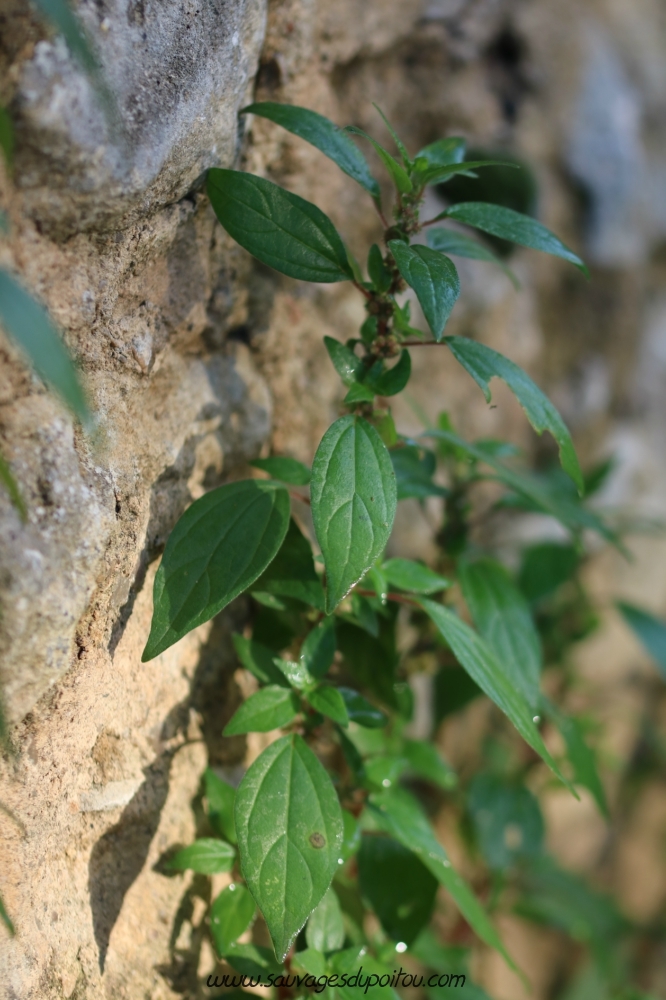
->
{"left": 309, "top": 832, "right": 326, "bottom": 849}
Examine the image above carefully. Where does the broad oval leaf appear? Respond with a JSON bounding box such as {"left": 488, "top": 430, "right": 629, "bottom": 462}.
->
{"left": 223, "top": 685, "right": 300, "bottom": 735}
{"left": 205, "top": 768, "right": 237, "bottom": 843}
{"left": 382, "top": 558, "right": 450, "bottom": 595}
{"left": 251, "top": 456, "right": 311, "bottom": 485}
{"left": 211, "top": 883, "right": 257, "bottom": 956}
{"left": 369, "top": 787, "right": 515, "bottom": 969}
{"left": 243, "top": 102, "right": 380, "bottom": 201}
{"left": 358, "top": 834, "right": 437, "bottom": 945}
{"left": 207, "top": 169, "right": 353, "bottom": 283}
{"left": 338, "top": 687, "right": 387, "bottom": 728}
{"left": 366, "top": 350, "right": 411, "bottom": 397}
{"left": 311, "top": 416, "right": 397, "bottom": 613}
{"left": 235, "top": 734, "right": 344, "bottom": 961}
{"left": 444, "top": 336, "right": 583, "bottom": 493}
{"left": 388, "top": 242, "right": 460, "bottom": 341}
{"left": 274, "top": 657, "right": 316, "bottom": 691}
{"left": 444, "top": 202, "right": 589, "bottom": 276}
{"left": 418, "top": 598, "right": 570, "bottom": 788}
{"left": 300, "top": 618, "right": 337, "bottom": 679}
{"left": 459, "top": 558, "right": 542, "bottom": 711}
{"left": 324, "top": 336, "right": 363, "bottom": 387}
{"left": 427, "top": 227, "right": 519, "bottom": 287}
{"left": 0, "top": 269, "right": 90, "bottom": 425}
{"left": 143, "top": 480, "right": 290, "bottom": 660}
{"left": 305, "top": 886, "right": 345, "bottom": 952}
{"left": 308, "top": 685, "right": 350, "bottom": 726}
{"left": 166, "top": 838, "right": 235, "bottom": 875}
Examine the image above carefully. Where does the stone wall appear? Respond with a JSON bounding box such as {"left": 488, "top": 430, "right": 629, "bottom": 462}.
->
{"left": 1, "top": 0, "right": 666, "bottom": 997}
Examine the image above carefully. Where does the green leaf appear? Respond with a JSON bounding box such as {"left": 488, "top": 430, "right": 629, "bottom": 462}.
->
{"left": 242, "top": 102, "right": 380, "bottom": 200}
{"left": 388, "top": 242, "right": 460, "bottom": 341}
{"left": 444, "top": 202, "right": 589, "bottom": 276}
{"left": 418, "top": 599, "right": 570, "bottom": 787}
{"left": 166, "top": 838, "right": 235, "bottom": 875}
{"left": 232, "top": 633, "right": 290, "bottom": 687}
{"left": 0, "top": 893, "right": 14, "bottom": 936}
{"left": 382, "top": 558, "right": 450, "bottom": 595}
{"left": 366, "top": 350, "right": 411, "bottom": 397}
{"left": 235, "top": 734, "right": 344, "bottom": 961}
{"left": 207, "top": 170, "right": 353, "bottom": 283}
{"left": 340, "top": 809, "right": 362, "bottom": 861}
{"left": 518, "top": 543, "right": 580, "bottom": 604}
{"left": 351, "top": 593, "right": 380, "bottom": 637}
{"left": 0, "top": 450, "right": 26, "bottom": 520}
{"left": 308, "top": 685, "right": 349, "bottom": 726}
{"left": 402, "top": 739, "right": 457, "bottom": 789}
{"left": 372, "top": 104, "right": 411, "bottom": 167}
{"left": 427, "top": 227, "right": 519, "bottom": 287}
{"left": 204, "top": 768, "right": 237, "bottom": 843}
{"left": 224, "top": 686, "right": 300, "bottom": 735}
{"left": 420, "top": 160, "right": 516, "bottom": 188}
{"left": 369, "top": 787, "right": 515, "bottom": 969}
{"left": 545, "top": 703, "right": 608, "bottom": 817}
{"left": 306, "top": 886, "right": 345, "bottom": 952}
{"left": 311, "top": 416, "right": 397, "bottom": 613}
{"left": 300, "top": 619, "right": 337, "bottom": 680}
{"left": 434, "top": 667, "right": 482, "bottom": 725}
{"left": 444, "top": 336, "right": 583, "bottom": 493}
{"left": 224, "top": 942, "right": 284, "bottom": 978}
{"left": 459, "top": 558, "right": 542, "bottom": 711}
{"left": 210, "top": 883, "right": 256, "bottom": 955}
{"left": 331, "top": 946, "right": 401, "bottom": 1000}
{"left": 274, "top": 656, "right": 317, "bottom": 691}
{"left": 468, "top": 774, "right": 544, "bottom": 870}
{"left": 293, "top": 948, "right": 328, "bottom": 978}
{"left": 617, "top": 602, "right": 666, "bottom": 680}
{"left": 0, "top": 107, "right": 14, "bottom": 167}
{"left": 251, "top": 456, "right": 311, "bottom": 485}
{"left": 324, "top": 336, "right": 364, "bottom": 387}
{"left": 345, "top": 126, "right": 413, "bottom": 194}
{"left": 0, "top": 269, "right": 90, "bottom": 425}
{"left": 253, "top": 517, "right": 325, "bottom": 612}
{"left": 390, "top": 445, "right": 447, "bottom": 501}
{"left": 358, "top": 834, "right": 437, "bottom": 945}
{"left": 343, "top": 383, "right": 376, "bottom": 405}
{"left": 338, "top": 687, "right": 387, "bottom": 728}
{"left": 416, "top": 137, "right": 466, "bottom": 169}
{"left": 367, "top": 244, "right": 392, "bottom": 292}
{"left": 32, "top": 0, "right": 99, "bottom": 75}
{"left": 143, "top": 480, "right": 290, "bottom": 660}
{"left": 336, "top": 616, "right": 400, "bottom": 709}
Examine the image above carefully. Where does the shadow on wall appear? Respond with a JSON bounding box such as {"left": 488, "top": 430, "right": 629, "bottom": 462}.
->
{"left": 90, "top": 608, "right": 248, "bottom": 973}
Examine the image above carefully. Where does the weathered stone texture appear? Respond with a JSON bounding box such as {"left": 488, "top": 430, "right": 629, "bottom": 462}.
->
{"left": 1, "top": 0, "right": 666, "bottom": 997}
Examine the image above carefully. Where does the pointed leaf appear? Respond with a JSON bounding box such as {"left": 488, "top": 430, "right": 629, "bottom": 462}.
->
{"left": 311, "top": 416, "right": 397, "bottom": 613}
{"left": 420, "top": 160, "right": 516, "bottom": 188}
{"left": 369, "top": 787, "right": 515, "bottom": 969}
{"left": 233, "top": 633, "right": 290, "bottom": 687}
{"left": 243, "top": 102, "right": 380, "bottom": 200}
{"left": 459, "top": 558, "right": 542, "bottom": 710}
{"left": 308, "top": 685, "right": 349, "bottom": 726}
{"left": 345, "top": 126, "right": 413, "bottom": 194}
{"left": 367, "top": 244, "right": 392, "bottom": 292}
{"left": 300, "top": 618, "right": 337, "bottom": 679}
{"left": 224, "top": 686, "right": 300, "bottom": 735}
{"left": 324, "top": 336, "right": 363, "bottom": 387}
{"left": 211, "top": 883, "right": 256, "bottom": 955}
{"left": 207, "top": 170, "right": 353, "bottom": 283}
{"left": 444, "top": 336, "right": 583, "bottom": 492}
{"left": 372, "top": 104, "right": 411, "bottom": 166}
{"left": 224, "top": 942, "right": 284, "bottom": 977}
{"left": 344, "top": 383, "right": 376, "bottom": 405}
{"left": 388, "top": 242, "right": 460, "bottom": 341}
{"left": 444, "top": 202, "right": 588, "bottom": 275}
{"left": 382, "top": 558, "right": 450, "bottom": 595}
{"left": 544, "top": 703, "right": 608, "bottom": 818}
{"left": 274, "top": 657, "right": 316, "bottom": 691}
{"left": 306, "top": 886, "right": 345, "bottom": 952}
{"left": 0, "top": 269, "right": 90, "bottom": 424}
{"left": 418, "top": 598, "right": 570, "bottom": 787}
{"left": 416, "top": 137, "right": 466, "bottom": 168}
{"left": 205, "top": 768, "right": 237, "bottom": 843}
{"left": 366, "top": 350, "right": 411, "bottom": 397}
{"left": 166, "top": 838, "right": 235, "bottom": 875}
{"left": 617, "top": 602, "right": 666, "bottom": 680}
{"left": 251, "top": 456, "right": 311, "bottom": 485}
{"left": 143, "top": 480, "right": 290, "bottom": 660}
{"left": 427, "top": 227, "right": 519, "bottom": 287}
{"left": 235, "top": 734, "right": 344, "bottom": 960}
{"left": 338, "top": 687, "right": 387, "bottom": 728}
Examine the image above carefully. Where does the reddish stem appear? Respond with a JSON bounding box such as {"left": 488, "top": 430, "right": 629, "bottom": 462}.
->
{"left": 352, "top": 279, "right": 373, "bottom": 301}
{"left": 354, "top": 587, "right": 421, "bottom": 608}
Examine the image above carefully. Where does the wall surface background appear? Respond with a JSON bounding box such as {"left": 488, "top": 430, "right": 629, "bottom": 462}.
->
{"left": 1, "top": 0, "right": 665, "bottom": 997}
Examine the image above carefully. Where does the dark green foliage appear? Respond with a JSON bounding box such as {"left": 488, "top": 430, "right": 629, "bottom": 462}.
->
{"left": 617, "top": 602, "right": 666, "bottom": 679}
{"left": 358, "top": 835, "right": 437, "bottom": 944}
{"left": 388, "top": 242, "right": 460, "bottom": 341}
{"left": 468, "top": 774, "right": 544, "bottom": 870}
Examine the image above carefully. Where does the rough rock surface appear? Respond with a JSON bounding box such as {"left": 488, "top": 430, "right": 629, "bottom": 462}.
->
{"left": 1, "top": 0, "right": 666, "bottom": 997}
